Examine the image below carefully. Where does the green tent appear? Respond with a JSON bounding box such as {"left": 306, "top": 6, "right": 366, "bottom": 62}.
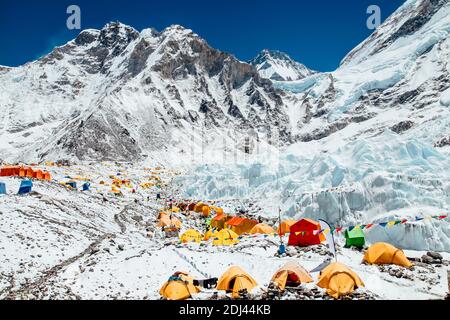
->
{"left": 344, "top": 228, "right": 365, "bottom": 248}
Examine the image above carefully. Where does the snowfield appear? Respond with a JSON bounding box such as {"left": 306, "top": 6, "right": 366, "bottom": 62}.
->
{"left": 0, "top": 162, "right": 449, "bottom": 300}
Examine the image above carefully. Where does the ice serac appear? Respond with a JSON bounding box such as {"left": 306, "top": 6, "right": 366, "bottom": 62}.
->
{"left": 0, "top": 22, "right": 293, "bottom": 162}
{"left": 178, "top": 0, "right": 450, "bottom": 251}
{"left": 250, "top": 49, "right": 315, "bottom": 82}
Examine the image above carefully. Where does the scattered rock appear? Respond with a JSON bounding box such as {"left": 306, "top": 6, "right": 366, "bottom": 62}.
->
{"left": 391, "top": 120, "right": 414, "bottom": 134}
{"left": 421, "top": 255, "right": 434, "bottom": 264}
{"left": 427, "top": 252, "right": 443, "bottom": 261}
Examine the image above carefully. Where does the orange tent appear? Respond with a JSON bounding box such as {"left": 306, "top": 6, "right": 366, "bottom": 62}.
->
{"left": 159, "top": 272, "right": 200, "bottom": 300}
{"left": 194, "top": 202, "right": 207, "bottom": 213}
{"left": 0, "top": 166, "right": 50, "bottom": 181}
{"left": 288, "top": 219, "right": 326, "bottom": 247}
{"left": 34, "top": 170, "right": 44, "bottom": 180}
{"left": 277, "top": 220, "right": 296, "bottom": 236}
{"left": 250, "top": 223, "right": 276, "bottom": 235}
{"left": 210, "top": 206, "right": 224, "bottom": 215}
{"left": 202, "top": 206, "right": 211, "bottom": 218}
{"left": 225, "top": 217, "right": 258, "bottom": 235}
{"left": 271, "top": 261, "right": 313, "bottom": 290}
{"left": 44, "top": 172, "right": 52, "bottom": 181}
{"left": 317, "top": 262, "right": 364, "bottom": 299}
{"left": 217, "top": 266, "right": 258, "bottom": 299}
{"left": 363, "top": 242, "right": 413, "bottom": 268}
{"left": 26, "top": 167, "right": 35, "bottom": 178}
{"left": 19, "top": 167, "right": 26, "bottom": 177}
{"left": 210, "top": 213, "right": 230, "bottom": 230}
{"left": 158, "top": 215, "right": 182, "bottom": 229}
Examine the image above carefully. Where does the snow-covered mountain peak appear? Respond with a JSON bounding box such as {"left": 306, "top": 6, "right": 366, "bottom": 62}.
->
{"left": 250, "top": 49, "right": 315, "bottom": 81}
{"left": 162, "top": 24, "right": 193, "bottom": 35}
{"left": 341, "top": 0, "right": 450, "bottom": 67}
{"left": 0, "top": 21, "right": 293, "bottom": 162}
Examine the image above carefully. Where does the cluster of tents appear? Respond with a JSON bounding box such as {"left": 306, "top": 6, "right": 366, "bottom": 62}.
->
{"left": 139, "top": 182, "right": 157, "bottom": 189}
{"left": 175, "top": 216, "right": 367, "bottom": 250}
{"left": 160, "top": 196, "right": 369, "bottom": 250}
{"left": 60, "top": 180, "right": 91, "bottom": 192}
{"left": 180, "top": 228, "right": 240, "bottom": 246}
{"left": 171, "top": 201, "right": 224, "bottom": 218}
{"left": 160, "top": 242, "right": 414, "bottom": 300}
{"left": 0, "top": 165, "right": 52, "bottom": 195}
{"left": 0, "top": 166, "right": 51, "bottom": 181}
{"left": 154, "top": 198, "right": 371, "bottom": 251}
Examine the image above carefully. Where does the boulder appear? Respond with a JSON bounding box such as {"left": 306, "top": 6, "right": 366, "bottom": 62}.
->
{"left": 421, "top": 255, "right": 434, "bottom": 264}
{"left": 427, "top": 252, "right": 443, "bottom": 261}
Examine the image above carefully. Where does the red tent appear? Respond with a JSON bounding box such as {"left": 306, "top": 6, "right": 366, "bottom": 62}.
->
{"left": 288, "top": 219, "right": 325, "bottom": 247}
{"left": 0, "top": 166, "right": 20, "bottom": 177}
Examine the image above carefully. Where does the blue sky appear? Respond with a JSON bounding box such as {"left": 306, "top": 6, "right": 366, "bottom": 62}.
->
{"left": 0, "top": 0, "right": 405, "bottom": 71}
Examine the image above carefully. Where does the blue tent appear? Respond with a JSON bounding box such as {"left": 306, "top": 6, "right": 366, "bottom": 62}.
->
{"left": 0, "top": 182, "right": 6, "bottom": 195}
{"left": 82, "top": 182, "right": 90, "bottom": 191}
{"left": 18, "top": 180, "right": 33, "bottom": 195}
{"left": 67, "top": 181, "right": 77, "bottom": 189}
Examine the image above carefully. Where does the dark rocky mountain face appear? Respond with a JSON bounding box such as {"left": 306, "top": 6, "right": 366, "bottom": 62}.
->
{"left": 0, "top": 22, "right": 295, "bottom": 162}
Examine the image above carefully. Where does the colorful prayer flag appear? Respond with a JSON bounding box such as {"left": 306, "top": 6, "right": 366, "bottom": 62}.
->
{"left": 387, "top": 221, "right": 396, "bottom": 228}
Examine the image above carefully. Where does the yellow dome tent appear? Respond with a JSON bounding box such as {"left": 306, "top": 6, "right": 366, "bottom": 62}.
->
{"left": 159, "top": 272, "right": 200, "bottom": 300}
{"left": 180, "top": 229, "right": 203, "bottom": 244}
{"left": 217, "top": 266, "right": 258, "bottom": 299}
{"left": 210, "top": 206, "right": 224, "bottom": 215}
{"left": 249, "top": 223, "right": 276, "bottom": 235}
{"left": 271, "top": 261, "right": 313, "bottom": 290}
{"left": 317, "top": 262, "right": 364, "bottom": 299}
{"left": 204, "top": 229, "right": 216, "bottom": 241}
{"left": 212, "top": 229, "right": 239, "bottom": 246}
{"left": 277, "top": 220, "right": 297, "bottom": 236}
{"left": 110, "top": 186, "right": 122, "bottom": 195}
{"left": 363, "top": 242, "right": 413, "bottom": 268}
{"left": 171, "top": 207, "right": 181, "bottom": 213}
